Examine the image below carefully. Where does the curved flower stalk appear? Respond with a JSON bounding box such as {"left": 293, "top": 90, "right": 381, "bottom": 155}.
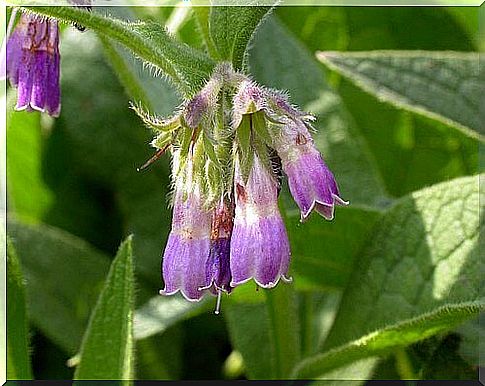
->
{"left": 230, "top": 155, "right": 291, "bottom": 288}
{"left": 4, "top": 12, "right": 61, "bottom": 116}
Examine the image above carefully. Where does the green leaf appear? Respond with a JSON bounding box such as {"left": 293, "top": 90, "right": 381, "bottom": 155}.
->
{"left": 285, "top": 206, "right": 381, "bottom": 291}
{"left": 209, "top": 3, "right": 272, "bottom": 70}
{"left": 20, "top": 5, "right": 214, "bottom": 97}
{"left": 225, "top": 284, "right": 300, "bottom": 380}
{"left": 455, "top": 314, "right": 485, "bottom": 366}
{"left": 293, "top": 175, "right": 483, "bottom": 378}
{"left": 225, "top": 303, "right": 276, "bottom": 379}
{"left": 6, "top": 95, "right": 54, "bottom": 223}
{"left": 8, "top": 219, "right": 111, "bottom": 354}
{"left": 316, "top": 51, "right": 483, "bottom": 141}
{"left": 192, "top": 6, "right": 219, "bottom": 59}
{"left": 409, "top": 333, "right": 477, "bottom": 379}
{"left": 294, "top": 303, "right": 483, "bottom": 379}
{"left": 265, "top": 284, "right": 301, "bottom": 378}
{"left": 6, "top": 237, "right": 33, "bottom": 380}
{"left": 249, "top": 17, "right": 390, "bottom": 208}
{"left": 74, "top": 236, "right": 135, "bottom": 381}
{"left": 98, "top": 7, "right": 179, "bottom": 115}
{"left": 134, "top": 296, "right": 208, "bottom": 340}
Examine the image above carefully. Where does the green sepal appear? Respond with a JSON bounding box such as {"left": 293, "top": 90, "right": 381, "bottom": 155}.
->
{"left": 131, "top": 102, "right": 181, "bottom": 133}
{"left": 203, "top": 133, "right": 221, "bottom": 171}
{"left": 236, "top": 115, "right": 254, "bottom": 183}
{"left": 252, "top": 110, "right": 274, "bottom": 147}
{"left": 151, "top": 131, "right": 173, "bottom": 150}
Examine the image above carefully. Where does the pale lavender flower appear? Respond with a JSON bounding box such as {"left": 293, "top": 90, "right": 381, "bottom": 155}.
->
{"left": 275, "top": 119, "right": 348, "bottom": 221}
{"left": 5, "top": 13, "right": 61, "bottom": 117}
{"left": 230, "top": 155, "right": 291, "bottom": 288}
{"left": 159, "top": 155, "right": 212, "bottom": 301}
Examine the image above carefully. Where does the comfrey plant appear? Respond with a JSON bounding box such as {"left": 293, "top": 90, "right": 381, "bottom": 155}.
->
{"left": 134, "top": 63, "right": 348, "bottom": 309}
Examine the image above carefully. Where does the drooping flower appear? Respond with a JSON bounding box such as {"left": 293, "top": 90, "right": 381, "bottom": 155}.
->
{"left": 201, "top": 198, "right": 234, "bottom": 296}
{"left": 5, "top": 13, "right": 61, "bottom": 117}
{"left": 159, "top": 152, "right": 212, "bottom": 302}
{"left": 230, "top": 155, "right": 291, "bottom": 288}
{"left": 232, "top": 78, "right": 347, "bottom": 221}
{"left": 274, "top": 118, "right": 348, "bottom": 221}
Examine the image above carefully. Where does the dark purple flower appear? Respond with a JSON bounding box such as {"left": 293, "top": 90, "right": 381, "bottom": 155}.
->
{"left": 230, "top": 155, "right": 291, "bottom": 288}
{"left": 5, "top": 13, "right": 61, "bottom": 117}
{"left": 201, "top": 199, "right": 234, "bottom": 295}
{"left": 275, "top": 119, "right": 348, "bottom": 221}
{"left": 160, "top": 157, "right": 212, "bottom": 301}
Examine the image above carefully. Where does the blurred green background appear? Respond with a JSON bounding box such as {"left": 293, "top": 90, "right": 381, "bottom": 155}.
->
{"left": 6, "top": 6, "right": 481, "bottom": 381}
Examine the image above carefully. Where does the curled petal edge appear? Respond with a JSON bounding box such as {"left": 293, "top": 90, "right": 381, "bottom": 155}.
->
{"left": 230, "top": 274, "right": 293, "bottom": 289}
{"left": 300, "top": 194, "right": 350, "bottom": 222}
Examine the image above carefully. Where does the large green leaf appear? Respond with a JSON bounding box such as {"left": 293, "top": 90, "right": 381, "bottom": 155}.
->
{"left": 316, "top": 51, "right": 483, "bottom": 141}
{"left": 8, "top": 220, "right": 111, "bottom": 354}
{"left": 74, "top": 237, "right": 135, "bottom": 381}
{"left": 97, "top": 7, "right": 179, "bottom": 115}
{"left": 209, "top": 2, "right": 272, "bottom": 70}
{"left": 265, "top": 284, "right": 301, "bottom": 378}
{"left": 293, "top": 175, "right": 483, "bottom": 378}
{"left": 6, "top": 238, "right": 33, "bottom": 380}
{"left": 6, "top": 96, "right": 54, "bottom": 223}
{"left": 19, "top": 5, "right": 214, "bottom": 97}
{"left": 285, "top": 206, "right": 381, "bottom": 291}
{"left": 225, "top": 303, "right": 276, "bottom": 379}
{"left": 249, "top": 17, "right": 390, "bottom": 209}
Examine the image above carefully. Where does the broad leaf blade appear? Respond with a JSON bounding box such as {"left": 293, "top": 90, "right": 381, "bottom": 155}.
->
{"left": 134, "top": 296, "right": 208, "bottom": 340}
{"left": 225, "top": 303, "right": 276, "bottom": 379}
{"left": 209, "top": 2, "right": 272, "bottom": 70}
{"left": 97, "top": 7, "right": 179, "bottom": 115}
{"left": 20, "top": 5, "right": 214, "bottom": 97}
{"left": 294, "top": 303, "right": 483, "bottom": 379}
{"left": 8, "top": 219, "right": 111, "bottom": 354}
{"left": 6, "top": 238, "right": 33, "bottom": 380}
{"left": 316, "top": 51, "right": 484, "bottom": 141}
{"left": 74, "top": 236, "right": 135, "bottom": 381}
{"left": 286, "top": 206, "right": 381, "bottom": 291}
{"left": 294, "top": 175, "right": 483, "bottom": 378}
{"left": 265, "top": 284, "right": 301, "bottom": 378}
{"left": 6, "top": 98, "right": 54, "bottom": 223}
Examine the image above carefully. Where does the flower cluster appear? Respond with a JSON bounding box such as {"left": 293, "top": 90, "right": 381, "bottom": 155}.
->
{"left": 135, "top": 63, "right": 348, "bottom": 308}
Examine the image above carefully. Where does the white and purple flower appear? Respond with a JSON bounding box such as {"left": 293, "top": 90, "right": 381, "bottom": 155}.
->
{"left": 159, "top": 155, "right": 212, "bottom": 302}
{"left": 230, "top": 155, "right": 291, "bottom": 288}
